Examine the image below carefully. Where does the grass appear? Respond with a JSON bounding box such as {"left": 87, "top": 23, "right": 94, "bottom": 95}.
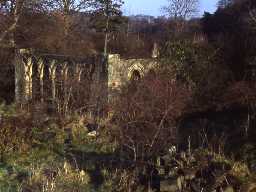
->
{"left": 0, "top": 104, "right": 118, "bottom": 191}
{"left": 0, "top": 103, "right": 255, "bottom": 191}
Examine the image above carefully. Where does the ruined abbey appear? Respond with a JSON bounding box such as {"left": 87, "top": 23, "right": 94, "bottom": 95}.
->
{"left": 15, "top": 45, "right": 159, "bottom": 114}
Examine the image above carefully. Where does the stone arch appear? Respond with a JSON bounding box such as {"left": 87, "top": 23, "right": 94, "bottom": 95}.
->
{"left": 67, "top": 61, "right": 75, "bottom": 79}
{"left": 43, "top": 60, "right": 51, "bottom": 99}
{"left": 128, "top": 63, "right": 145, "bottom": 81}
{"left": 130, "top": 70, "right": 141, "bottom": 81}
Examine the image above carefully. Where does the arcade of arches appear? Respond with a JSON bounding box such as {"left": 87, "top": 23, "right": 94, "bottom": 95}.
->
{"left": 15, "top": 49, "right": 158, "bottom": 114}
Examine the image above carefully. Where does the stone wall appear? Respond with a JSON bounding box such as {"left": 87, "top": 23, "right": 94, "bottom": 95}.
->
{"left": 14, "top": 49, "right": 159, "bottom": 114}
{"left": 108, "top": 54, "right": 158, "bottom": 92}
{"left": 15, "top": 49, "right": 107, "bottom": 115}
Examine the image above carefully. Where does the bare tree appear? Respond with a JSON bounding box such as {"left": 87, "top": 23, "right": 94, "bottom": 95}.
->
{"left": 217, "top": 0, "right": 233, "bottom": 9}
{"left": 0, "top": 0, "right": 26, "bottom": 47}
{"left": 162, "top": 0, "right": 199, "bottom": 20}
{"left": 47, "top": 0, "right": 91, "bottom": 11}
{"left": 111, "top": 68, "right": 191, "bottom": 166}
{"left": 0, "top": 0, "right": 51, "bottom": 47}
{"left": 0, "top": 0, "right": 91, "bottom": 48}
{"left": 47, "top": 0, "right": 91, "bottom": 34}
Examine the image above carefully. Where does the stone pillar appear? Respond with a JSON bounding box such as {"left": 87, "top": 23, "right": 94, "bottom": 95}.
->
{"left": 61, "top": 62, "right": 69, "bottom": 83}
{"left": 24, "top": 57, "right": 33, "bottom": 101}
{"left": 75, "top": 64, "right": 83, "bottom": 82}
{"left": 49, "top": 60, "right": 57, "bottom": 100}
{"left": 37, "top": 58, "right": 44, "bottom": 102}
{"left": 61, "top": 62, "right": 69, "bottom": 99}
{"left": 43, "top": 60, "right": 58, "bottom": 115}
{"left": 152, "top": 42, "right": 159, "bottom": 58}
{"left": 15, "top": 49, "right": 33, "bottom": 104}
{"left": 61, "top": 62, "right": 69, "bottom": 114}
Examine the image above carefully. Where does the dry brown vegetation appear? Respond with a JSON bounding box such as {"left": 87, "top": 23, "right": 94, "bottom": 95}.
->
{"left": 0, "top": 0, "right": 256, "bottom": 191}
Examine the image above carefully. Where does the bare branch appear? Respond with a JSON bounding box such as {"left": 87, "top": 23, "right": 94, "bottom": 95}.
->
{"left": 0, "top": 0, "right": 25, "bottom": 46}
{"left": 162, "top": 0, "right": 199, "bottom": 19}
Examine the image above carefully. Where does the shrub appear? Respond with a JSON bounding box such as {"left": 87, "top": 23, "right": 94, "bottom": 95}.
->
{"left": 111, "top": 69, "right": 191, "bottom": 163}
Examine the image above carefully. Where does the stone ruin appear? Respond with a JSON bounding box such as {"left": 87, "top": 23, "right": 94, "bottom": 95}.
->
{"left": 14, "top": 46, "right": 159, "bottom": 115}
{"left": 15, "top": 49, "right": 108, "bottom": 115}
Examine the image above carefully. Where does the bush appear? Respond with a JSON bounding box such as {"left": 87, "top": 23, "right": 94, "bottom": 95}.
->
{"left": 111, "top": 69, "right": 191, "bottom": 163}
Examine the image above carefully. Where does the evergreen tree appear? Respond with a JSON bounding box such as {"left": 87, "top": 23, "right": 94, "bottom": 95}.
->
{"left": 90, "top": 0, "right": 124, "bottom": 55}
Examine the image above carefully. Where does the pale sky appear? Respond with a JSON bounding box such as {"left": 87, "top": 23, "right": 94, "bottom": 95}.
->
{"left": 123, "top": 0, "right": 218, "bottom": 17}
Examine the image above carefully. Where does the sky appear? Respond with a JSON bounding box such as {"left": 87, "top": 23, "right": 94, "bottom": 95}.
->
{"left": 123, "top": 0, "right": 219, "bottom": 17}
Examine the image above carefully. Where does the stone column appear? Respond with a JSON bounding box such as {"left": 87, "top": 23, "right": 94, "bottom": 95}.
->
{"left": 15, "top": 49, "right": 33, "bottom": 104}
{"left": 24, "top": 56, "right": 33, "bottom": 101}
{"left": 61, "top": 62, "right": 69, "bottom": 83}
{"left": 152, "top": 42, "right": 159, "bottom": 58}
{"left": 37, "top": 58, "right": 44, "bottom": 102}
{"left": 49, "top": 60, "right": 57, "bottom": 100}
{"left": 61, "top": 62, "right": 69, "bottom": 100}
{"left": 60, "top": 62, "right": 69, "bottom": 114}
{"left": 75, "top": 64, "right": 83, "bottom": 82}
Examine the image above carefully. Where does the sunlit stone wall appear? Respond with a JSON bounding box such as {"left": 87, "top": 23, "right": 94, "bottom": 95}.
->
{"left": 15, "top": 49, "right": 107, "bottom": 115}
{"left": 108, "top": 54, "right": 158, "bottom": 91}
